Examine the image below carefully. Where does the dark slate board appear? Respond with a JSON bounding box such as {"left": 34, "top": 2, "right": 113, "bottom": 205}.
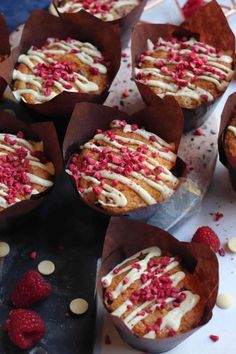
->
{"left": 0, "top": 0, "right": 50, "bottom": 32}
{"left": 0, "top": 100, "right": 109, "bottom": 354}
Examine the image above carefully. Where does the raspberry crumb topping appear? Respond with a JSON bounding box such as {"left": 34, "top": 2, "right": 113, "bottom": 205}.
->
{"left": 209, "top": 334, "right": 219, "bottom": 342}
{"left": 0, "top": 132, "right": 49, "bottom": 207}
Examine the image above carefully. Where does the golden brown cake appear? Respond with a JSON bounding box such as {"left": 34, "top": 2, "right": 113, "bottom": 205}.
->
{"left": 101, "top": 246, "right": 205, "bottom": 339}
{"left": 135, "top": 37, "right": 234, "bottom": 109}
{"left": 66, "top": 119, "right": 180, "bottom": 214}
{"left": 12, "top": 37, "right": 109, "bottom": 104}
{"left": 224, "top": 113, "right": 236, "bottom": 162}
{"left": 55, "top": 0, "right": 140, "bottom": 20}
{"left": 0, "top": 131, "right": 55, "bottom": 211}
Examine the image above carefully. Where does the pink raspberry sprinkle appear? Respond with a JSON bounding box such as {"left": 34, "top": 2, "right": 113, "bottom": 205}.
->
{"left": 122, "top": 89, "right": 129, "bottom": 98}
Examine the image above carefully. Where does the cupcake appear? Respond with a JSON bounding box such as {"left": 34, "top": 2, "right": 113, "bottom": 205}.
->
{"left": 98, "top": 217, "right": 219, "bottom": 353}
{"left": 0, "top": 110, "right": 62, "bottom": 228}
{"left": 54, "top": 0, "right": 141, "bottom": 20}
{"left": 0, "top": 10, "right": 121, "bottom": 117}
{"left": 102, "top": 246, "right": 205, "bottom": 339}
{"left": 219, "top": 92, "right": 236, "bottom": 191}
{"left": 12, "top": 37, "right": 109, "bottom": 105}
{"left": 50, "top": 1, "right": 147, "bottom": 48}
{"left": 135, "top": 37, "right": 234, "bottom": 110}
{"left": 67, "top": 119, "right": 180, "bottom": 214}
{"left": 0, "top": 131, "right": 55, "bottom": 211}
{"left": 63, "top": 100, "right": 186, "bottom": 218}
{"left": 131, "top": 0, "right": 235, "bottom": 131}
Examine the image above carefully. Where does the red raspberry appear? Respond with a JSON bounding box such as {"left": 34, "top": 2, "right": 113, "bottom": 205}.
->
{"left": 3, "top": 309, "right": 46, "bottom": 350}
{"left": 182, "top": 0, "right": 206, "bottom": 18}
{"left": 11, "top": 270, "right": 51, "bottom": 308}
{"left": 191, "top": 226, "right": 220, "bottom": 252}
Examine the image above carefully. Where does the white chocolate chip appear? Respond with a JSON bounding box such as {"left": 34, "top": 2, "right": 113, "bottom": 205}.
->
{"left": 227, "top": 237, "right": 236, "bottom": 253}
{"left": 0, "top": 242, "right": 10, "bottom": 257}
{"left": 216, "top": 293, "right": 234, "bottom": 309}
{"left": 38, "top": 260, "right": 55, "bottom": 275}
{"left": 69, "top": 298, "right": 88, "bottom": 315}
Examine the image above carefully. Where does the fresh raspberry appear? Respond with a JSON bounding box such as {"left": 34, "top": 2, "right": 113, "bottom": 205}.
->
{"left": 11, "top": 270, "right": 51, "bottom": 308}
{"left": 182, "top": 0, "right": 206, "bottom": 18}
{"left": 3, "top": 309, "right": 46, "bottom": 349}
{"left": 191, "top": 226, "right": 220, "bottom": 252}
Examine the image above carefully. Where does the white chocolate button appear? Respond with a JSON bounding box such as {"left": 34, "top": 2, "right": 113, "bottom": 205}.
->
{"left": 69, "top": 298, "right": 88, "bottom": 315}
{"left": 227, "top": 238, "right": 236, "bottom": 253}
{"left": 0, "top": 242, "right": 10, "bottom": 257}
{"left": 216, "top": 293, "right": 234, "bottom": 309}
{"left": 38, "top": 260, "right": 55, "bottom": 275}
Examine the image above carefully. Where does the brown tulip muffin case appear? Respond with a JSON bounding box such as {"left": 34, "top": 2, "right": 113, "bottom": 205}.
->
{"left": 0, "top": 10, "right": 121, "bottom": 117}
{"left": 12, "top": 37, "right": 109, "bottom": 104}
{"left": 98, "top": 218, "right": 219, "bottom": 353}
{"left": 131, "top": 0, "right": 235, "bottom": 131}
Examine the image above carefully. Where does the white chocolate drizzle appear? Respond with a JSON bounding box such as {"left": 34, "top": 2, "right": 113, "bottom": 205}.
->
{"left": 13, "top": 37, "right": 107, "bottom": 104}
{"left": 67, "top": 120, "right": 179, "bottom": 209}
{"left": 57, "top": 0, "right": 139, "bottom": 20}
{"left": 0, "top": 133, "right": 54, "bottom": 209}
{"left": 228, "top": 125, "right": 236, "bottom": 137}
{"left": 102, "top": 247, "right": 200, "bottom": 338}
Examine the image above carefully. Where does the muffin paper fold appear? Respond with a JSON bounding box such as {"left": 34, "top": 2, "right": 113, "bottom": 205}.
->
{"left": 0, "top": 111, "right": 63, "bottom": 229}
{"left": 50, "top": 0, "right": 148, "bottom": 48}
{"left": 0, "top": 10, "right": 121, "bottom": 119}
{"left": 97, "top": 217, "right": 219, "bottom": 353}
{"left": 62, "top": 100, "right": 192, "bottom": 222}
{"left": 0, "top": 13, "right": 10, "bottom": 97}
{"left": 218, "top": 92, "right": 236, "bottom": 191}
{"left": 131, "top": 0, "right": 235, "bottom": 132}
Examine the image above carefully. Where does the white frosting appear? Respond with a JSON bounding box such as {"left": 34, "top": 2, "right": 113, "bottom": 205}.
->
{"left": 57, "top": 0, "right": 139, "bottom": 20}
{"left": 228, "top": 125, "right": 236, "bottom": 137}
{"left": 136, "top": 37, "right": 234, "bottom": 105}
{"left": 13, "top": 37, "right": 107, "bottom": 104}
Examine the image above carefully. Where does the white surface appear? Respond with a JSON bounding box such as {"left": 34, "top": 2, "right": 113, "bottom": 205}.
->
{"left": 98, "top": 2, "right": 236, "bottom": 354}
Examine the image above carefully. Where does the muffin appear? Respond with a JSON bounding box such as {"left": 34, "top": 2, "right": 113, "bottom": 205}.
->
{"left": 135, "top": 36, "right": 234, "bottom": 110}
{"left": 223, "top": 112, "right": 236, "bottom": 162}
{"left": 55, "top": 0, "right": 141, "bottom": 20}
{"left": 66, "top": 119, "right": 180, "bottom": 214}
{"left": 12, "top": 37, "right": 109, "bottom": 105}
{"left": 101, "top": 245, "right": 205, "bottom": 339}
{"left": 0, "top": 131, "right": 55, "bottom": 211}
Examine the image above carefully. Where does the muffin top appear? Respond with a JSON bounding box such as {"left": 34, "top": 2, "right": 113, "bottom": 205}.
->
{"left": 0, "top": 131, "right": 55, "bottom": 211}
{"left": 224, "top": 112, "right": 236, "bottom": 162}
{"left": 56, "top": 0, "right": 140, "bottom": 20}
{"left": 135, "top": 37, "right": 234, "bottom": 109}
{"left": 102, "top": 246, "right": 205, "bottom": 339}
{"left": 66, "top": 119, "right": 180, "bottom": 214}
{"left": 12, "top": 37, "right": 108, "bottom": 104}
